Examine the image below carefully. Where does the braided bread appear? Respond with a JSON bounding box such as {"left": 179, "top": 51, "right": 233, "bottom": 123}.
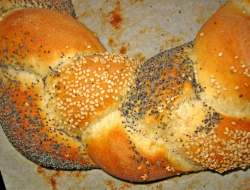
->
{"left": 0, "top": 0, "right": 250, "bottom": 182}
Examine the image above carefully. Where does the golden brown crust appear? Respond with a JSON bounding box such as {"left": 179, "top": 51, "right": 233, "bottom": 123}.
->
{"left": 0, "top": 69, "right": 98, "bottom": 169}
{"left": 0, "top": 7, "right": 106, "bottom": 169}
{"left": 1, "top": 0, "right": 250, "bottom": 183}
{"left": 193, "top": 1, "right": 250, "bottom": 116}
{"left": 85, "top": 111, "right": 188, "bottom": 182}
{"left": 0, "top": 8, "right": 106, "bottom": 77}
{"left": 181, "top": 109, "right": 250, "bottom": 173}
{"left": 85, "top": 0, "right": 250, "bottom": 181}
{"left": 187, "top": 0, "right": 250, "bottom": 173}
{"left": 84, "top": 42, "right": 204, "bottom": 182}
{"left": 45, "top": 52, "right": 140, "bottom": 137}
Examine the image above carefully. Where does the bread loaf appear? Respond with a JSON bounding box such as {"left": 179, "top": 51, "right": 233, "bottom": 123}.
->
{"left": 1, "top": 0, "right": 250, "bottom": 182}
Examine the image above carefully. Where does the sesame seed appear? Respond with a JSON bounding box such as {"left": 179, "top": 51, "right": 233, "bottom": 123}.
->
{"left": 210, "top": 153, "right": 215, "bottom": 157}
{"left": 235, "top": 86, "right": 239, "bottom": 90}
{"left": 211, "top": 79, "right": 216, "bottom": 82}
{"left": 218, "top": 52, "right": 223, "bottom": 56}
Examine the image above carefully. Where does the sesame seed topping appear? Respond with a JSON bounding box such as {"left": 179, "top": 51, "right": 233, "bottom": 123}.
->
{"left": 211, "top": 79, "right": 216, "bottom": 82}
{"left": 218, "top": 52, "right": 223, "bottom": 56}
{"left": 46, "top": 52, "right": 139, "bottom": 134}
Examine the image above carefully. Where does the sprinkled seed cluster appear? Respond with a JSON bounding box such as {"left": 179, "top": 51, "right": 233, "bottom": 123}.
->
{"left": 229, "top": 61, "right": 250, "bottom": 87}
{"left": 230, "top": 62, "right": 250, "bottom": 88}
{"left": 200, "top": 54, "right": 250, "bottom": 99}
{"left": 184, "top": 120, "right": 250, "bottom": 173}
{"left": 47, "top": 52, "right": 139, "bottom": 136}
{"left": 122, "top": 41, "right": 196, "bottom": 122}
{"left": 0, "top": 28, "right": 55, "bottom": 75}
{"left": 194, "top": 105, "right": 223, "bottom": 135}
{"left": 119, "top": 41, "right": 198, "bottom": 175}
{"left": 0, "top": 69, "right": 92, "bottom": 169}
{"left": 208, "top": 74, "right": 228, "bottom": 98}
{"left": 3, "top": 0, "right": 76, "bottom": 17}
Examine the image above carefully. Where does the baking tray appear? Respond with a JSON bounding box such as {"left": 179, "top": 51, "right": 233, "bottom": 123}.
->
{"left": 1, "top": 0, "right": 250, "bottom": 189}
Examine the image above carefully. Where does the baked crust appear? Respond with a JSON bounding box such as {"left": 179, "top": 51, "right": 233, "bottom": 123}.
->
{"left": 0, "top": 7, "right": 106, "bottom": 169}
{"left": 193, "top": 0, "right": 250, "bottom": 116}
{"left": 189, "top": 0, "right": 250, "bottom": 173}
{"left": 1, "top": 0, "right": 250, "bottom": 182}
{"left": 0, "top": 8, "right": 106, "bottom": 77}
{"left": 86, "top": 111, "right": 189, "bottom": 182}
{"left": 85, "top": 1, "right": 250, "bottom": 181}
{"left": 85, "top": 42, "right": 205, "bottom": 182}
